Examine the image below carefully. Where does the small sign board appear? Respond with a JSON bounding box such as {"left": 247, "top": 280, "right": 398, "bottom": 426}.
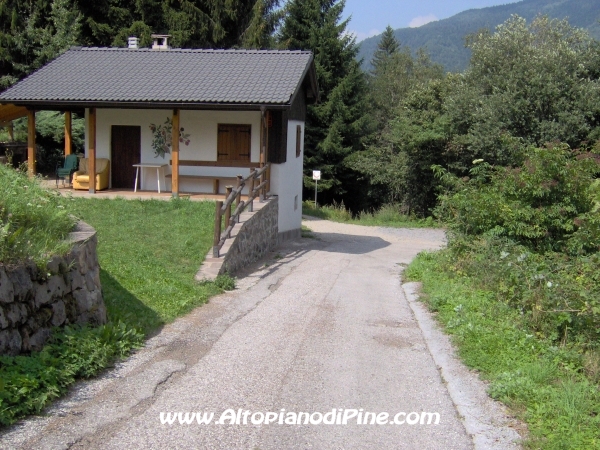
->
{"left": 313, "top": 170, "right": 321, "bottom": 181}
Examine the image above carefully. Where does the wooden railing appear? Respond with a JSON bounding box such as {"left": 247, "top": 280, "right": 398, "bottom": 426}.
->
{"left": 213, "top": 164, "right": 270, "bottom": 257}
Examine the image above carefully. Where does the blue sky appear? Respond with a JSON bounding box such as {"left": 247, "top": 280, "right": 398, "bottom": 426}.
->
{"left": 343, "top": 0, "right": 520, "bottom": 41}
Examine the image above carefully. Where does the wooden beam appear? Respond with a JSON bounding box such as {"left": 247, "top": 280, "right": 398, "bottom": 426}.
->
{"left": 171, "top": 108, "right": 180, "bottom": 197}
{"left": 64, "top": 111, "right": 72, "bottom": 156}
{"left": 88, "top": 108, "right": 96, "bottom": 194}
{"left": 7, "top": 122, "right": 13, "bottom": 141}
{"left": 27, "top": 110, "right": 36, "bottom": 177}
{"left": 0, "top": 104, "right": 28, "bottom": 123}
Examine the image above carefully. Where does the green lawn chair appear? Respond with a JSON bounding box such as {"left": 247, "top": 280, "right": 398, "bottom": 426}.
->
{"left": 56, "top": 154, "right": 79, "bottom": 187}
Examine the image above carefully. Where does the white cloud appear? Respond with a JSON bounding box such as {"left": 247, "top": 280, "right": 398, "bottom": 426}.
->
{"left": 347, "top": 28, "right": 381, "bottom": 42}
{"left": 409, "top": 14, "right": 438, "bottom": 28}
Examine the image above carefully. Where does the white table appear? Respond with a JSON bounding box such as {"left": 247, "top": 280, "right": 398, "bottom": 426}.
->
{"left": 133, "top": 163, "right": 168, "bottom": 193}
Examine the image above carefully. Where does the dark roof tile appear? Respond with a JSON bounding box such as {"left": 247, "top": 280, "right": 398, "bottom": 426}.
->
{"left": 0, "top": 48, "right": 314, "bottom": 105}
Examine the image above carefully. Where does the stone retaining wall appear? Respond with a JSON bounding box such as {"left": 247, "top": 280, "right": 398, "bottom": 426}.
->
{"left": 0, "top": 221, "right": 106, "bottom": 355}
{"left": 221, "top": 196, "right": 279, "bottom": 275}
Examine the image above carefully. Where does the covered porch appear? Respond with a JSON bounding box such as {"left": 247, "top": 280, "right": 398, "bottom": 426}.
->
{"left": 1, "top": 104, "right": 274, "bottom": 198}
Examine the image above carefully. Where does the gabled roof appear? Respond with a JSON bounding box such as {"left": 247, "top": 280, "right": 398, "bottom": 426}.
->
{"left": 0, "top": 48, "right": 318, "bottom": 109}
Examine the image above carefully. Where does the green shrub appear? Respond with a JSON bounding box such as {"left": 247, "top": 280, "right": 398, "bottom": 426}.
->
{"left": 434, "top": 143, "right": 600, "bottom": 254}
{"left": 212, "top": 274, "right": 236, "bottom": 291}
{"left": 0, "top": 322, "right": 143, "bottom": 426}
{"left": 0, "top": 164, "right": 76, "bottom": 266}
{"left": 430, "top": 143, "right": 600, "bottom": 344}
{"left": 443, "top": 236, "right": 600, "bottom": 344}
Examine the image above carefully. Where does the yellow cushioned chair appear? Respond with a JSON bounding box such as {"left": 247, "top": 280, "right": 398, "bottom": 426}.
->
{"left": 73, "top": 158, "right": 110, "bottom": 191}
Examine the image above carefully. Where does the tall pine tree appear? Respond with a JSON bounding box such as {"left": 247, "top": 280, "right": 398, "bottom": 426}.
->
{"left": 278, "top": 0, "right": 369, "bottom": 210}
{"left": 370, "top": 25, "right": 399, "bottom": 74}
{"left": 0, "top": 0, "right": 82, "bottom": 88}
{"left": 241, "top": 0, "right": 283, "bottom": 49}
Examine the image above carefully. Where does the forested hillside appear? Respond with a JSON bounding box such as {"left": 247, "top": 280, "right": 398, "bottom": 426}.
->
{"left": 357, "top": 0, "right": 600, "bottom": 72}
{"left": 0, "top": 0, "right": 282, "bottom": 88}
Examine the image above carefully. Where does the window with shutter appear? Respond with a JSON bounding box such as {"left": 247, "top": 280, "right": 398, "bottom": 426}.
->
{"left": 217, "top": 124, "right": 251, "bottom": 162}
{"left": 296, "top": 125, "right": 302, "bottom": 158}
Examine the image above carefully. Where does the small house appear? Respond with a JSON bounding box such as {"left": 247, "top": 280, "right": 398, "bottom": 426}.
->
{"left": 0, "top": 38, "right": 318, "bottom": 240}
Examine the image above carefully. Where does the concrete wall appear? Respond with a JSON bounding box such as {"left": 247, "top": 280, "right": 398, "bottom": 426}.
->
{"left": 85, "top": 109, "right": 261, "bottom": 193}
{"left": 270, "top": 119, "right": 304, "bottom": 235}
{"left": 0, "top": 222, "right": 106, "bottom": 356}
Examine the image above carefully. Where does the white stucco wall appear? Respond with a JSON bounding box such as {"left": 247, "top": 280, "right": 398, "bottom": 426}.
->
{"left": 84, "top": 108, "right": 261, "bottom": 192}
{"left": 269, "top": 120, "right": 304, "bottom": 233}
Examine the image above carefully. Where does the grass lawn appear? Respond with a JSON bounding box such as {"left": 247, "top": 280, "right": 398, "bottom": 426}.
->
{"left": 0, "top": 195, "right": 231, "bottom": 426}
{"left": 65, "top": 196, "right": 226, "bottom": 334}
{"left": 302, "top": 201, "right": 441, "bottom": 228}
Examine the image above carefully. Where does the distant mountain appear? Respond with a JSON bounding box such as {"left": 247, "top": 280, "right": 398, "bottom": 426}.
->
{"left": 357, "top": 0, "right": 600, "bottom": 73}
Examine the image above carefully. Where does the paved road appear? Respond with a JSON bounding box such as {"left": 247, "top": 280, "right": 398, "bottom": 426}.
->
{"left": 1, "top": 218, "right": 520, "bottom": 449}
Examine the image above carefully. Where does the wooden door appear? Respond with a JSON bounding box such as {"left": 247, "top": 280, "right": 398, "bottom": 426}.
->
{"left": 111, "top": 126, "right": 141, "bottom": 189}
{"left": 217, "top": 124, "right": 251, "bottom": 162}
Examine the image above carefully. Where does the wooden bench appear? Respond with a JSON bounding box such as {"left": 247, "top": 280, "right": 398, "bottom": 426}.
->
{"left": 167, "top": 160, "right": 260, "bottom": 194}
{"left": 165, "top": 174, "right": 240, "bottom": 194}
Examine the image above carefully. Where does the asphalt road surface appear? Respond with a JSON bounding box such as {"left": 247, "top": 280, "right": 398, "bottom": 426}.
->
{"left": 1, "top": 218, "right": 521, "bottom": 449}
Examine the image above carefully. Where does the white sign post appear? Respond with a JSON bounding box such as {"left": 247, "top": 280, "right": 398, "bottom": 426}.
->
{"left": 312, "top": 170, "right": 321, "bottom": 208}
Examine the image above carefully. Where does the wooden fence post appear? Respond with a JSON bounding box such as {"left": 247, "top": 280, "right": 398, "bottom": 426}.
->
{"left": 213, "top": 201, "right": 223, "bottom": 258}
{"left": 235, "top": 175, "right": 242, "bottom": 222}
{"left": 259, "top": 160, "right": 265, "bottom": 202}
{"left": 225, "top": 186, "right": 232, "bottom": 237}
{"left": 266, "top": 164, "right": 270, "bottom": 198}
{"left": 249, "top": 168, "right": 256, "bottom": 212}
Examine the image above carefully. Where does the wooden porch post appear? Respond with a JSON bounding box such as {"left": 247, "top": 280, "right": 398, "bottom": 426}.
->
{"left": 171, "top": 108, "right": 180, "bottom": 197}
{"left": 88, "top": 108, "right": 96, "bottom": 194}
{"left": 259, "top": 108, "right": 266, "bottom": 200}
{"left": 64, "top": 111, "right": 72, "bottom": 156}
{"left": 7, "top": 122, "right": 14, "bottom": 141}
{"left": 27, "top": 110, "right": 36, "bottom": 177}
